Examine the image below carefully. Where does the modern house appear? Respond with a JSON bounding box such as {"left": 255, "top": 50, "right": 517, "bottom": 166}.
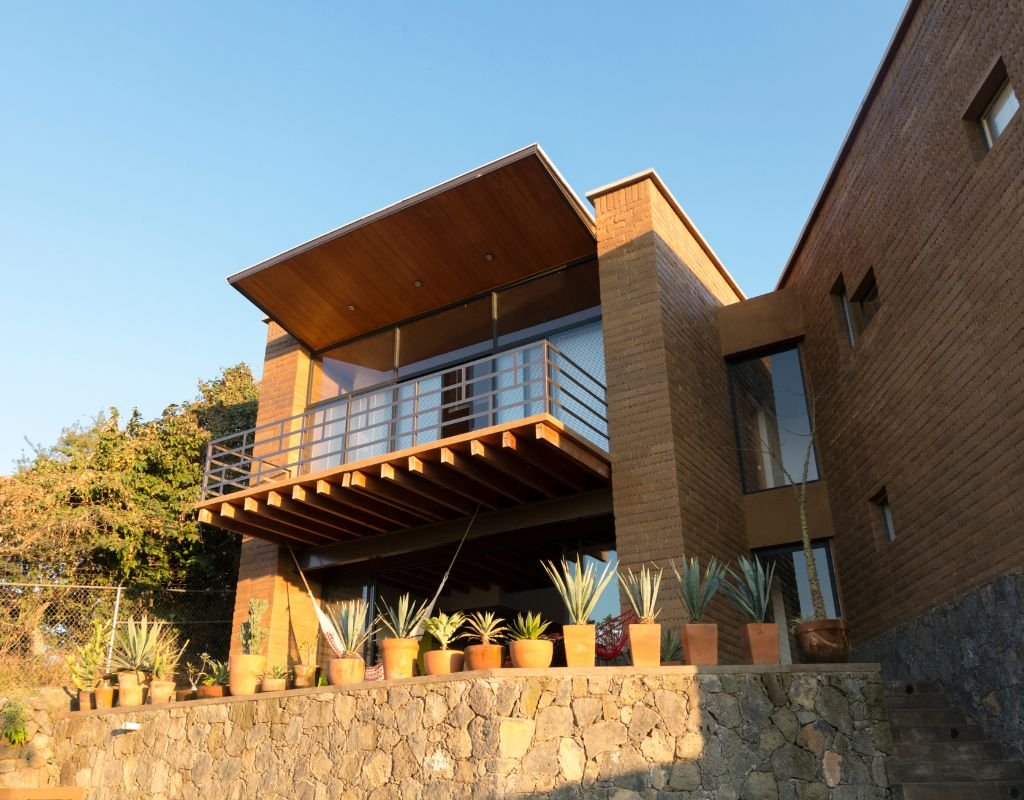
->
{"left": 197, "top": 0, "right": 1021, "bottom": 750}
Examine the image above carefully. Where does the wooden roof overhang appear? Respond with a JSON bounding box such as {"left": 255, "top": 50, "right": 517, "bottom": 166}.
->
{"left": 228, "top": 145, "right": 597, "bottom": 352}
{"left": 196, "top": 416, "right": 611, "bottom": 554}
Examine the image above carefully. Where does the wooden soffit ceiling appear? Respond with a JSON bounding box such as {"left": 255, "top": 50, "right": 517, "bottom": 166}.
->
{"left": 229, "top": 145, "right": 597, "bottom": 351}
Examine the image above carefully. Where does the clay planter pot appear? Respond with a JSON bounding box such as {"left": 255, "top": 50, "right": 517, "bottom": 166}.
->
{"left": 197, "top": 685, "right": 228, "bottom": 699}
{"left": 381, "top": 638, "right": 419, "bottom": 680}
{"left": 229, "top": 654, "right": 266, "bottom": 696}
{"left": 464, "top": 644, "right": 504, "bottom": 671}
{"left": 328, "top": 655, "right": 366, "bottom": 685}
{"left": 562, "top": 624, "right": 596, "bottom": 668}
{"left": 742, "top": 623, "right": 781, "bottom": 665}
{"left": 795, "top": 619, "right": 851, "bottom": 663}
{"left": 292, "top": 663, "right": 319, "bottom": 689}
{"left": 175, "top": 689, "right": 196, "bottom": 702}
{"left": 76, "top": 690, "right": 93, "bottom": 711}
{"left": 509, "top": 639, "right": 553, "bottom": 669}
{"left": 261, "top": 677, "right": 287, "bottom": 693}
{"left": 94, "top": 686, "right": 115, "bottom": 709}
{"left": 681, "top": 623, "right": 719, "bottom": 666}
{"left": 148, "top": 679, "right": 175, "bottom": 705}
{"left": 424, "top": 649, "right": 464, "bottom": 676}
{"left": 117, "top": 672, "right": 145, "bottom": 707}
{"left": 628, "top": 623, "right": 662, "bottom": 668}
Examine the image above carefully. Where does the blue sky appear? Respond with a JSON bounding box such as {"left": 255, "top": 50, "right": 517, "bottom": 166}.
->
{"left": 0, "top": 2, "right": 905, "bottom": 472}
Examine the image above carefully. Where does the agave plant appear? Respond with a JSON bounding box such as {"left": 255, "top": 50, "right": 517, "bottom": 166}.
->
{"left": 542, "top": 555, "right": 617, "bottom": 624}
{"left": 423, "top": 611, "right": 466, "bottom": 650}
{"left": 375, "top": 593, "right": 429, "bottom": 640}
{"left": 460, "top": 611, "right": 509, "bottom": 645}
{"left": 661, "top": 628, "right": 682, "bottom": 662}
{"left": 109, "top": 616, "right": 164, "bottom": 680}
{"left": 670, "top": 557, "right": 725, "bottom": 623}
{"left": 721, "top": 555, "right": 776, "bottom": 622}
{"left": 265, "top": 665, "right": 291, "bottom": 680}
{"left": 618, "top": 564, "right": 664, "bottom": 623}
{"left": 200, "top": 654, "right": 229, "bottom": 686}
{"left": 508, "top": 612, "right": 551, "bottom": 641}
{"left": 330, "top": 598, "right": 376, "bottom": 656}
{"left": 151, "top": 631, "right": 190, "bottom": 681}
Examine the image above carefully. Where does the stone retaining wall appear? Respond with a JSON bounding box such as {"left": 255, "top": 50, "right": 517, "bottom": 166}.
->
{"left": 45, "top": 666, "right": 891, "bottom": 799}
{"left": 0, "top": 689, "right": 67, "bottom": 789}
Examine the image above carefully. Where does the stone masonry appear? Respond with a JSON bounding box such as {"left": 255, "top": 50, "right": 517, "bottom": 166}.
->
{"left": 45, "top": 666, "right": 891, "bottom": 799}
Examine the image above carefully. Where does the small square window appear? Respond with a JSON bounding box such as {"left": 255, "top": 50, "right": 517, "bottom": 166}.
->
{"left": 981, "top": 79, "right": 1019, "bottom": 149}
{"left": 871, "top": 488, "right": 896, "bottom": 542}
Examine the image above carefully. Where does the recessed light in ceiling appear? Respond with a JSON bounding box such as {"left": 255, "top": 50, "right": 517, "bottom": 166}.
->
{"left": 413, "top": 280, "right": 423, "bottom": 288}
{"left": 484, "top": 252, "right": 494, "bottom": 262}
{"left": 346, "top": 304, "right": 357, "bottom": 311}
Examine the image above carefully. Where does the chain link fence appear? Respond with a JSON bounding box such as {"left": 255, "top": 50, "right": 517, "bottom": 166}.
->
{"left": 0, "top": 581, "right": 234, "bottom": 692}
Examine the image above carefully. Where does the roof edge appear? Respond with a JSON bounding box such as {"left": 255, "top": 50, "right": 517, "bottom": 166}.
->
{"left": 587, "top": 169, "right": 746, "bottom": 300}
{"left": 227, "top": 144, "right": 595, "bottom": 286}
{"left": 776, "top": 0, "right": 920, "bottom": 289}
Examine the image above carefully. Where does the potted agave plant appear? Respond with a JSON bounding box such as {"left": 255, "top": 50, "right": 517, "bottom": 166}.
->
{"left": 542, "top": 555, "right": 617, "bottom": 668}
{"left": 230, "top": 599, "right": 268, "bottom": 696}
{"left": 67, "top": 618, "right": 107, "bottom": 711}
{"left": 671, "top": 557, "right": 725, "bottom": 666}
{"left": 377, "top": 593, "right": 429, "bottom": 680}
{"left": 149, "top": 632, "right": 188, "bottom": 704}
{"left": 261, "top": 665, "right": 290, "bottom": 693}
{"left": 460, "top": 611, "right": 508, "bottom": 671}
{"left": 422, "top": 612, "right": 466, "bottom": 675}
{"left": 619, "top": 564, "right": 664, "bottom": 668}
{"left": 722, "top": 555, "right": 780, "bottom": 665}
{"left": 328, "top": 598, "right": 374, "bottom": 685}
{"left": 110, "top": 616, "right": 163, "bottom": 706}
{"left": 198, "top": 654, "right": 230, "bottom": 698}
{"left": 293, "top": 637, "right": 319, "bottom": 688}
{"left": 661, "top": 629, "right": 683, "bottom": 666}
{"left": 508, "top": 612, "right": 553, "bottom": 668}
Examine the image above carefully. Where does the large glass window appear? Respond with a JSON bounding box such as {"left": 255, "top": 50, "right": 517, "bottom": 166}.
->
{"left": 730, "top": 347, "right": 818, "bottom": 493}
{"left": 311, "top": 330, "right": 395, "bottom": 403}
{"left": 397, "top": 298, "right": 492, "bottom": 379}
{"left": 496, "top": 264, "right": 601, "bottom": 346}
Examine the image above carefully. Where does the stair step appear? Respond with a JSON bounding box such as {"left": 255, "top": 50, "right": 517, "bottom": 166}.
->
{"left": 889, "top": 708, "right": 972, "bottom": 727}
{"left": 896, "top": 741, "right": 1007, "bottom": 762}
{"left": 901, "top": 782, "right": 1024, "bottom": 800}
{"left": 893, "top": 724, "right": 987, "bottom": 743}
{"left": 886, "top": 680, "right": 942, "bottom": 695}
{"left": 887, "top": 694, "right": 952, "bottom": 709}
{"left": 892, "top": 761, "right": 1024, "bottom": 784}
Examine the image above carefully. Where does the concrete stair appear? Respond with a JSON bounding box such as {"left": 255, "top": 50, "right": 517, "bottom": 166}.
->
{"left": 885, "top": 680, "right": 1023, "bottom": 800}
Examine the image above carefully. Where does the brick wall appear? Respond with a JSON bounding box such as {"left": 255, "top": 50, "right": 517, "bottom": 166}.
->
{"left": 783, "top": 0, "right": 1024, "bottom": 645}
{"left": 593, "top": 175, "right": 748, "bottom": 660}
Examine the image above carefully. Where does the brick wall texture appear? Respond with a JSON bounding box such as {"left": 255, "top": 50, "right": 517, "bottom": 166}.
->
{"left": 784, "top": 0, "right": 1024, "bottom": 646}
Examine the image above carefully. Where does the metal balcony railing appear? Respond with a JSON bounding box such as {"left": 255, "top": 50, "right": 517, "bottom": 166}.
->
{"left": 201, "top": 339, "right": 608, "bottom": 499}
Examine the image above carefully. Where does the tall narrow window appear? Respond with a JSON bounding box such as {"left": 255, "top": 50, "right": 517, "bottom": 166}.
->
{"left": 872, "top": 488, "right": 896, "bottom": 542}
{"left": 981, "top": 78, "right": 1019, "bottom": 149}
{"left": 834, "top": 278, "right": 858, "bottom": 346}
{"left": 853, "top": 270, "right": 881, "bottom": 330}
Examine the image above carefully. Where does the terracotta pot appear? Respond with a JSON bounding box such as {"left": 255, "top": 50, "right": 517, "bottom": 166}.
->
{"left": 229, "top": 654, "right": 266, "bottom": 696}
{"left": 742, "top": 623, "right": 781, "bottom": 665}
{"left": 381, "top": 638, "right": 419, "bottom": 680}
{"left": 424, "top": 649, "right": 464, "bottom": 676}
{"left": 328, "top": 655, "right": 366, "bottom": 685}
{"left": 175, "top": 689, "right": 196, "bottom": 702}
{"left": 261, "top": 677, "right": 287, "bottom": 693}
{"left": 795, "top": 619, "right": 851, "bottom": 663}
{"left": 681, "top": 623, "right": 719, "bottom": 666}
{"left": 148, "top": 679, "right": 175, "bottom": 705}
{"left": 628, "top": 623, "right": 662, "bottom": 668}
{"left": 117, "top": 672, "right": 145, "bottom": 707}
{"left": 77, "top": 690, "right": 93, "bottom": 711}
{"left": 509, "top": 639, "right": 553, "bottom": 669}
{"left": 464, "top": 643, "right": 504, "bottom": 671}
{"left": 562, "top": 624, "right": 596, "bottom": 668}
{"left": 293, "top": 663, "right": 319, "bottom": 689}
{"left": 94, "top": 686, "right": 115, "bottom": 709}
{"left": 197, "top": 684, "right": 228, "bottom": 699}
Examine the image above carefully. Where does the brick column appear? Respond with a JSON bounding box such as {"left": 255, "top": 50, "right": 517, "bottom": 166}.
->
{"left": 590, "top": 172, "right": 748, "bottom": 661}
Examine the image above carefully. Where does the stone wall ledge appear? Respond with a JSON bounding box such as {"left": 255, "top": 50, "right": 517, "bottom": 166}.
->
{"left": 60, "top": 663, "right": 882, "bottom": 719}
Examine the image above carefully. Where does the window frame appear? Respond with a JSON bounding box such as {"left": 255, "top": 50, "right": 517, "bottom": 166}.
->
{"left": 980, "top": 77, "right": 1020, "bottom": 149}
{"left": 871, "top": 488, "right": 897, "bottom": 543}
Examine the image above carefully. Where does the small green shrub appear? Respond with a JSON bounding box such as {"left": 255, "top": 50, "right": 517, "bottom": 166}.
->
{"left": 2, "top": 700, "right": 28, "bottom": 746}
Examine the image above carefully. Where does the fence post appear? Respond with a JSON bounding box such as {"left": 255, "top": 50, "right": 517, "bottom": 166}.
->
{"left": 106, "top": 585, "right": 123, "bottom": 674}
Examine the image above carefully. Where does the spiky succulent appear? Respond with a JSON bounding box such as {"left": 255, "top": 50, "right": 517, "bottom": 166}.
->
{"left": 618, "top": 564, "right": 664, "bottom": 623}
{"left": 508, "top": 612, "right": 551, "bottom": 641}
{"left": 423, "top": 611, "right": 466, "bottom": 650}
{"left": 375, "top": 593, "right": 429, "bottom": 640}
{"left": 670, "top": 556, "right": 725, "bottom": 623}
{"left": 460, "top": 611, "right": 509, "bottom": 646}
{"left": 330, "top": 598, "right": 376, "bottom": 655}
{"left": 721, "top": 555, "right": 776, "bottom": 622}
{"left": 542, "top": 555, "right": 617, "bottom": 624}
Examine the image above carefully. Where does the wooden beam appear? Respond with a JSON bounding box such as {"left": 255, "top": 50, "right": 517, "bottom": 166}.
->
{"left": 439, "top": 446, "right": 533, "bottom": 504}
{"left": 241, "top": 498, "right": 337, "bottom": 545}
{"left": 534, "top": 423, "right": 610, "bottom": 479}
{"left": 219, "top": 502, "right": 325, "bottom": 547}
{"left": 311, "top": 480, "right": 417, "bottom": 529}
{"left": 470, "top": 438, "right": 558, "bottom": 498}
{"left": 267, "top": 491, "right": 371, "bottom": 538}
{"left": 349, "top": 470, "right": 448, "bottom": 521}
{"left": 501, "top": 430, "right": 591, "bottom": 493}
{"left": 407, "top": 455, "right": 503, "bottom": 510}
{"left": 380, "top": 462, "right": 475, "bottom": 515}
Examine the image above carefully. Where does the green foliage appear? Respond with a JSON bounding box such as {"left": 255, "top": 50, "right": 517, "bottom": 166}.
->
{"left": 199, "top": 653, "right": 229, "bottom": 686}
{"left": 298, "top": 637, "right": 318, "bottom": 665}
{"left": 542, "top": 555, "right": 617, "bottom": 624}
{"left": 152, "top": 630, "right": 189, "bottom": 681}
{"left": 0, "top": 364, "right": 258, "bottom": 589}
{"left": 661, "top": 629, "right": 682, "bottom": 662}
{"left": 329, "top": 598, "right": 375, "bottom": 655}
{"left": 423, "top": 611, "right": 465, "bottom": 650}
{"left": 721, "top": 555, "right": 776, "bottom": 622}
{"left": 239, "top": 599, "right": 269, "bottom": 656}
{"left": 1, "top": 700, "right": 28, "bottom": 746}
{"left": 316, "top": 673, "right": 328, "bottom": 687}
{"left": 376, "top": 593, "right": 429, "bottom": 640}
{"left": 66, "top": 618, "right": 108, "bottom": 691}
{"left": 508, "top": 611, "right": 551, "bottom": 641}
{"left": 460, "top": 611, "right": 509, "bottom": 645}
{"left": 618, "top": 564, "right": 663, "bottom": 623}
{"left": 670, "top": 557, "right": 725, "bottom": 623}
{"left": 264, "top": 665, "right": 290, "bottom": 680}
{"left": 110, "top": 616, "right": 164, "bottom": 678}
